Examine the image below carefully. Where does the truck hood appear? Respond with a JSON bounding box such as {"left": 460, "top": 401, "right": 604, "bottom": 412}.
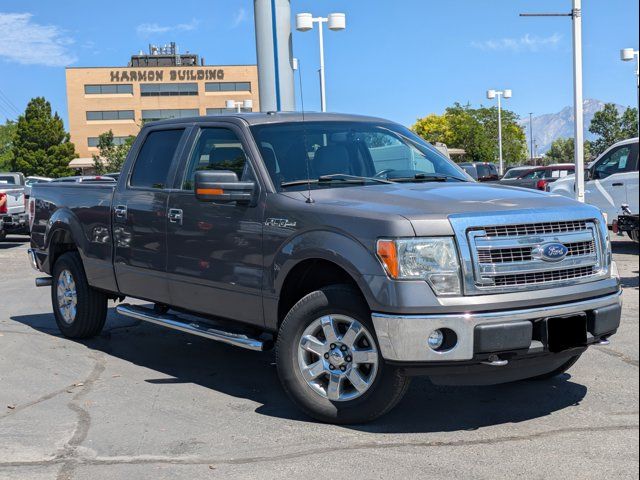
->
{"left": 284, "top": 182, "right": 596, "bottom": 236}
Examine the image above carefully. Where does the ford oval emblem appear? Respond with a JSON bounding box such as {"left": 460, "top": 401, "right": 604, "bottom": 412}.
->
{"left": 539, "top": 243, "right": 569, "bottom": 262}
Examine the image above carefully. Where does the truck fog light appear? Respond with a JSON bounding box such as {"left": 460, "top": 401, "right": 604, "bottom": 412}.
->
{"left": 428, "top": 329, "right": 444, "bottom": 350}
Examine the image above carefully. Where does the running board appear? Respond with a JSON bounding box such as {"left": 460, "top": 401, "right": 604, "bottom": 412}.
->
{"left": 116, "top": 304, "right": 269, "bottom": 352}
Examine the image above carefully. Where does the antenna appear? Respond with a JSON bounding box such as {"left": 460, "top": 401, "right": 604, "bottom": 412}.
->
{"left": 297, "top": 59, "right": 314, "bottom": 204}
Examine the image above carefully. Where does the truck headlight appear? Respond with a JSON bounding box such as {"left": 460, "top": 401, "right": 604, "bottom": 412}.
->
{"left": 377, "top": 237, "right": 462, "bottom": 295}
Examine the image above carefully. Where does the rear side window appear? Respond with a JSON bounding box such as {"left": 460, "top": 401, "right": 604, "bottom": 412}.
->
{"left": 130, "top": 129, "right": 185, "bottom": 189}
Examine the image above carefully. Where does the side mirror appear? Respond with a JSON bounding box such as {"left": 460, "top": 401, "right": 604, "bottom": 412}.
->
{"left": 194, "top": 170, "right": 255, "bottom": 204}
{"left": 585, "top": 168, "right": 594, "bottom": 181}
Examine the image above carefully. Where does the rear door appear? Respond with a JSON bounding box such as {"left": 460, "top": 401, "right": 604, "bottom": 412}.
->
{"left": 587, "top": 142, "right": 637, "bottom": 222}
{"left": 166, "top": 124, "right": 265, "bottom": 326}
{"left": 113, "top": 126, "right": 189, "bottom": 302}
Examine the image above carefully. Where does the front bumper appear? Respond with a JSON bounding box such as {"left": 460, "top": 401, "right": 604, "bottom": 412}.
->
{"left": 371, "top": 290, "right": 622, "bottom": 363}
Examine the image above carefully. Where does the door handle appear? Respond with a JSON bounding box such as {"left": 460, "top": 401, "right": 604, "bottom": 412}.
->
{"left": 612, "top": 182, "right": 624, "bottom": 187}
{"left": 114, "top": 205, "right": 127, "bottom": 219}
{"left": 168, "top": 208, "right": 183, "bottom": 225}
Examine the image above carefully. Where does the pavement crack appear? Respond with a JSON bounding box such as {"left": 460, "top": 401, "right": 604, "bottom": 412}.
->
{"left": 1, "top": 385, "right": 71, "bottom": 420}
{"left": 2, "top": 424, "right": 637, "bottom": 469}
{"left": 594, "top": 346, "right": 639, "bottom": 367}
{"left": 54, "top": 351, "right": 106, "bottom": 480}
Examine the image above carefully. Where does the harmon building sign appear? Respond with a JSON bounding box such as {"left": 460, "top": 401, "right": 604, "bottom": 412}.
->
{"left": 109, "top": 69, "right": 225, "bottom": 82}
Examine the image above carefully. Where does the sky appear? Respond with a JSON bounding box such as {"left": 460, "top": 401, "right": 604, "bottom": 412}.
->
{"left": 0, "top": 0, "right": 638, "bottom": 128}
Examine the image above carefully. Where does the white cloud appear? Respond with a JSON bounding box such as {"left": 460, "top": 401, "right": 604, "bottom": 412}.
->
{"left": 231, "top": 8, "right": 248, "bottom": 28}
{"left": 471, "top": 33, "right": 563, "bottom": 52}
{"left": 0, "top": 12, "right": 76, "bottom": 67}
{"left": 136, "top": 19, "right": 199, "bottom": 36}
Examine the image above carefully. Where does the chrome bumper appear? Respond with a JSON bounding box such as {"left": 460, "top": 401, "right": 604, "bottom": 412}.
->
{"left": 28, "top": 248, "right": 40, "bottom": 271}
{"left": 371, "top": 290, "right": 622, "bottom": 362}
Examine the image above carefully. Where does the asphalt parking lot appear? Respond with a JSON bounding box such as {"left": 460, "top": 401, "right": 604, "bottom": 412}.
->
{"left": 0, "top": 236, "right": 638, "bottom": 480}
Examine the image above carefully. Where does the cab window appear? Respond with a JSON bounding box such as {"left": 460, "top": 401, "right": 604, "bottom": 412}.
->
{"left": 593, "top": 145, "right": 634, "bottom": 179}
{"left": 182, "top": 128, "right": 251, "bottom": 190}
{"left": 130, "top": 129, "right": 185, "bottom": 189}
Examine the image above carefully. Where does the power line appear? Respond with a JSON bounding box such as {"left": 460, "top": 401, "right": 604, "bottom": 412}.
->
{"left": 0, "top": 88, "right": 19, "bottom": 115}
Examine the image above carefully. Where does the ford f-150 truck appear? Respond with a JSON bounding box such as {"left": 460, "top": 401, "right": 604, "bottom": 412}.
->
{"left": 29, "top": 113, "right": 622, "bottom": 424}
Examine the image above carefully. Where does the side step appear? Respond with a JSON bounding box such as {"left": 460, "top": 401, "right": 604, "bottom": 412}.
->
{"left": 116, "top": 304, "right": 270, "bottom": 352}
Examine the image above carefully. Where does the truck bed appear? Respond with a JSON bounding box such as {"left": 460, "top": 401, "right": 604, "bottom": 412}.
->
{"left": 31, "top": 182, "right": 118, "bottom": 292}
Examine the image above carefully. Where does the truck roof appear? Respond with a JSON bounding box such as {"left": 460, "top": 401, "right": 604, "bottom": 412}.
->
{"left": 143, "top": 112, "right": 394, "bottom": 127}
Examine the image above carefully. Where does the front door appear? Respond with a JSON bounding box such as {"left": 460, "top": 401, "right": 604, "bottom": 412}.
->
{"left": 166, "top": 125, "right": 264, "bottom": 327}
{"left": 113, "top": 127, "right": 187, "bottom": 302}
{"left": 586, "top": 142, "right": 638, "bottom": 223}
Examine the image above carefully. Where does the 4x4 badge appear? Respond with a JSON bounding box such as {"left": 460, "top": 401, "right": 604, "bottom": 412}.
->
{"left": 265, "top": 218, "right": 297, "bottom": 228}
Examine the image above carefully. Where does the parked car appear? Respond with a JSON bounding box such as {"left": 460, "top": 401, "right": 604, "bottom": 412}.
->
{"left": 458, "top": 162, "right": 499, "bottom": 181}
{"left": 501, "top": 166, "right": 534, "bottom": 180}
{"left": 0, "top": 172, "right": 28, "bottom": 240}
{"left": 29, "top": 113, "right": 621, "bottom": 424}
{"left": 612, "top": 204, "right": 639, "bottom": 243}
{"left": 550, "top": 138, "right": 639, "bottom": 227}
{"left": 500, "top": 164, "right": 575, "bottom": 190}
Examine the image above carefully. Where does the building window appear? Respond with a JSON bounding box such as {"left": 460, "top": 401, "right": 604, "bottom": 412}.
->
{"left": 86, "top": 110, "right": 135, "bottom": 121}
{"left": 141, "top": 109, "right": 199, "bottom": 122}
{"left": 88, "top": 136, "right": 130, "bottom": 147}
{"left": 140, "top": 83, "right": 198, "bottom": 96}
{"left": 206, "top": 108, "right": 252, "bottom": 115}
{"left": 205, "top": 82, "right": 252, "bottom": 92}
{"left": 85, "top": 84, "right": 133, "bottom": 94}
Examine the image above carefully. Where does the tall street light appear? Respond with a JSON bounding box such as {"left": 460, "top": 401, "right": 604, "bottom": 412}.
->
{"left": 520, "top": 0, "right": 585, "bottom": 203}
{"left": 296, "top": 12, "right": 346, "bottom": 112}
{"left": 486, "top": 89, "right": 512, "bottom": 176}
{"left": 226, "top": 99, "right": 253, "bottom": 113}
{"left": 529, "top": 112, "right": 535, "bottom": 164}
{"left": 620, "top": 47, "right": 639, "bottom": 138}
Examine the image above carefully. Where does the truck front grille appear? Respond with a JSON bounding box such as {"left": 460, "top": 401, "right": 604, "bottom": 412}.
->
{"left": 492, "top": 266, "right": 596, "bottom": 287}
{"left": 459, "top": 218, "right": 606, "bottom": 294}
{"left": 477, "top": 240, "right": 596, "bottom": 264}
{"left": 482, "top": 220, "right": 588, "bottom": 238}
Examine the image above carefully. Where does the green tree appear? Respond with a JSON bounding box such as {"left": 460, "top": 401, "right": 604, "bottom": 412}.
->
{"left": 412, "top": 103, "right": 527, "bottom": 165}
{"left": 92, "top": 130, "right": 136, "bottom": 174}
{"left": 588, "top": 103, "right": 638, "bottom": 157}
{"left": 0, "top": 120, "right": 17, "bottom": 171}
{"left": 10, "top": 97, "right": 76, "bottom": 177}
{"left": 545, "top": 137, "right": 591, "bottom": 164}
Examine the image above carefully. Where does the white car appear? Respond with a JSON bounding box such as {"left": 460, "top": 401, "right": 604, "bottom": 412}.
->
{"left": 549, "top": 138, "right": 639, "bottom": 226}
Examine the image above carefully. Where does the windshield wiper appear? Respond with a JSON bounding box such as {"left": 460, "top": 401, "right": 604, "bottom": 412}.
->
{"left": 389, "top": 173, "right": 465, "bottom": 183}
{"left": 281, "top": 173, "right": 394, "bottom": 188}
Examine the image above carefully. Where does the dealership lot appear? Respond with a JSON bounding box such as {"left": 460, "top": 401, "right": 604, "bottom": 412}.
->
{"left": 0, "top": 237, "right": 637, "bottom": 479}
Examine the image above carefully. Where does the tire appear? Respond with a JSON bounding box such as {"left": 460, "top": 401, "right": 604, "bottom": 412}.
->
{"left": 0, "top": 231, "right": 6, "bottom": 242}
{"left": 276, "top": 285, "right": 411, "bottom": 424}
{"left": 528, "top": 353, "right": 582, "bottom": 381}
{"left": 51, "top": 251, "right": 107, "bottom": 338}
{"left": 628, "top": 230, "right": 639, "bottom": 243}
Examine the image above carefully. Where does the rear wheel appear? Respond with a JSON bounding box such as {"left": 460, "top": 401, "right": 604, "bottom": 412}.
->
{"left": 528, "top": 354, "right": 582, "bottom": 380}
{"left": 51, "top": 251, "right": 107, "bottom": 338}
{"left": 276, "top": 285, "right": 410, "bottom": 424}
{"left": 628, "top": 230, "right": 639, "bottom": 243}
{"left": 0, "top": 231, "right": 6, "bottom": 242}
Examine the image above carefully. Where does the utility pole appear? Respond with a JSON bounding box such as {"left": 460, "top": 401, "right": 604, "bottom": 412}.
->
{"left": 520, "top": 0, "right": 585, "bottom": 203}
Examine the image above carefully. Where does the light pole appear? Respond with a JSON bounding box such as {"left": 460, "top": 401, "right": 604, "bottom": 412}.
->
{"left": 296, "top": 12, "right": 346, "bottom": 112}
{"left": 620, "top": 47, "right": 639, "bottom": 138}
{"left": 487, "top": 89, "right": 512, "bottom": 176}
{"left": 529, "top": 112, "right": 535, "bottom": 164}
{"left": 520, "top": 0, "right": 585, "bottom": 203}
{"left": 226, "top": 99, "right": 253, "bottom": 113}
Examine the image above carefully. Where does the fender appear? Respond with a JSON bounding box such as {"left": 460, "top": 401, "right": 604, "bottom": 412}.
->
{"left": 263, "top": 228, "right": 386, "bottom": 328}
{"left": 43, "top": 207, "right": 87, "bottom": 273}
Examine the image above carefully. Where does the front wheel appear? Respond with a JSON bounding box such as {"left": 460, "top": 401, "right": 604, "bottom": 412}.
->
{"left": 51, "top": 251, "right": 108, "bottom": 338}
{"left": 276, "top": 285, "right": 410, "bottom": 424}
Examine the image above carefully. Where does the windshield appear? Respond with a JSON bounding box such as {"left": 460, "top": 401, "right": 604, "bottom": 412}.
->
{"left": 250, "top": 121, "right": 470, "bottom": 191}
{"left": 502, "top": 168, "right": 530, "bottom": 179}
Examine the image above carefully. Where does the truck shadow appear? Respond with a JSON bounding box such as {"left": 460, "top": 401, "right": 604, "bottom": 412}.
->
{"left": 11, "top": 309, "right": 588, "bottom": 433}
{"left": 0, "top": 237, "right": 30, "bottom": 249}
{"left": 611, "top": 239, "right": 639, "bottom": 255}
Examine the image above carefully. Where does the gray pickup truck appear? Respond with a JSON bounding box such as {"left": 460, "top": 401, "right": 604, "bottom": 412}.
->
{"left": 29, "top": 113, "right": 622, "bottom": 424}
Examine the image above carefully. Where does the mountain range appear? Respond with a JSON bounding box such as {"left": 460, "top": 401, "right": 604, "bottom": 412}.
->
{"left": 519, "top": 99, "right": 627, "bottom": 155}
